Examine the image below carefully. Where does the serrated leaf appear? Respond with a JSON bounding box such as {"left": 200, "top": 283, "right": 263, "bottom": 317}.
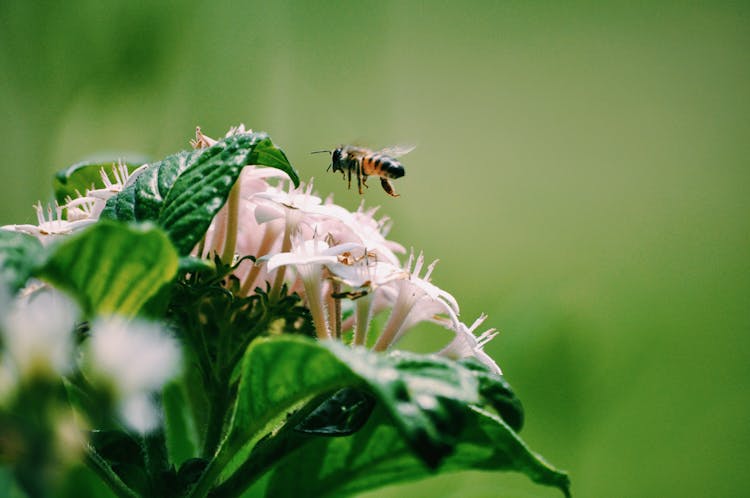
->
{"left": 99, "top": 133, "right": 299, "bottom": 255}
{"left": 459, "top": 357, "right": 524, "bottom": 432}
{"left": 53, "top": 160, "right": 143, "bottom": 205}
{"left": 100, "top": 181, "right": 138, "bottom": 222}
{"left": 36, "top": 221, "right": 179, "bottom": 317}
{"left": 217, "top": 336, "right": 481, "bottom": 491}
{"left": 0, "top": 230, "right": 44, "bottom": 292}
{"left": 263, "top": 404, "right": 570, "bottom": 498}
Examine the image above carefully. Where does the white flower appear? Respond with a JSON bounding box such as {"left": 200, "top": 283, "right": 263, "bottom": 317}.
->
{"left": 87, "top": 317, "right": 181, "bottom": 433}
{"left": 267, "top": 237, "right": 364, "bottom": 340}
{"left": 372, "top": 251, "right": 460, "bottom": 351}
{"left": 60, "top": 161, "right": 149, "bottom": 223}
{"left": 328, "top": 258, "right": 407, "bottom": 346}
{"left": 2, "top": 202, "right": 96, "bottom": 245}
{"left": 0, "top": 286, "right": 79, "bottom": 380}
{"left": 438, "top": 314, "right": 502, "bottom": 375}
{"left": 325, "top": 203, "right": 405, "bottom": 266}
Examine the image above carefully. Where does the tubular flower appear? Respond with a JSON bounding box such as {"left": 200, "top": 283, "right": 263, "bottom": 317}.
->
{"left": 1, "top": 202, "right": 97, "bottom": 245}
{"left": 372, "top": 251, "right": 460, "bottom": 351}
{"left": 267, "top": 236, "right": 364, "bottom": 340}
{"left": 438, "top": 313, "right": 502, "bottom": 375}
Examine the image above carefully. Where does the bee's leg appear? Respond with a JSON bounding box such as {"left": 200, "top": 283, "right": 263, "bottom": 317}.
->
{"left": 362, "top": 174, "right": 369, "bottom": 189}
{"left": 380, "top": 178, "right": 399, "bottom": 197}
{"left": 356, "top": 161, "right": 363, "bottom": 195}
{"left": 347, "top": 164, "right": 352, "bottom": 190}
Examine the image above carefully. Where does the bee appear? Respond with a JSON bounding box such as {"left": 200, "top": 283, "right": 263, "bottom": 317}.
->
{"left": 313, "top": 145, "right": 414, "bottom": 197}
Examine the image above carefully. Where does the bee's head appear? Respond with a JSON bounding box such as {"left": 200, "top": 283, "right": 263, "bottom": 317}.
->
{"left": 330, "top": 147, "right": 344, "bottom": 173}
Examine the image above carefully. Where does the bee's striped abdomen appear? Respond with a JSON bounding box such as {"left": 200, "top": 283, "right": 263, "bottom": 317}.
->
{"left": 362, "top": 154, "right": 405, "bottom": 179}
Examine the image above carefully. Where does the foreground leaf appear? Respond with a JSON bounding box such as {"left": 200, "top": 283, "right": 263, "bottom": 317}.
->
{"left": 228, "top": 337, "right": 478, "bottom": 470}
{"left": 193, "top": 337, "right": 567, "bottom": 498}
{"left": 262, "top": 404, "right": 570, "bottom": 498}
{"left": 100, "top": 132, "right": 299, "bottom": 254}
{"left": 36, "top": 221, "right": 179, "bottom": 317}
{"left": 0, "top": 230, "right": 44, "bottom": 292}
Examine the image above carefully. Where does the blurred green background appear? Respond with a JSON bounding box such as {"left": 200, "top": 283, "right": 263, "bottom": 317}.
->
{"left": 1, "top": 1, "right": 748, "bottom": 497}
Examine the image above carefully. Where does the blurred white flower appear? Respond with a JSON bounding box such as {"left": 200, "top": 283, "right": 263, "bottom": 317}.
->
{"left": 1, "top": 287, "right": 79, "bottom": 381}
{"left": 87, "top": 317, "right": 181, "bottom": 433}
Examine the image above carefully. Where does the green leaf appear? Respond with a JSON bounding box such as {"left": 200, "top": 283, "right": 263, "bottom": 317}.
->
{"left": 163, "top": 381, "right": 200, "bottom": 467}
{"left": 178, "top": 256, "right": 216, "bottom": 274}
{"left": 228, "top": 337, "right": 477, "bottom": 468}
{"left": 53, "top": 160, "right": 143, "bottom": 205}
{"left": 459, "top": 358, "right": 524, "bottom": 432}
{"left": 191, "top": 337, "right": 568, "bottom": 498}
{"left": 99, "top": 181, "right": 138, "bottom": 222}
{"left": 295, "top": 387, "right": 376, "bottom": 436}
{"left": 100, "top": 133, "right": 299, "bottom": 255}
{"left": 36, "top": 221, "right": 179, "bottom": 317}
{"left": 0, "top": 230, "right": 44, "bottom": 292}
{"left": 263, "top": 404, "right": 571, "bottom": 498}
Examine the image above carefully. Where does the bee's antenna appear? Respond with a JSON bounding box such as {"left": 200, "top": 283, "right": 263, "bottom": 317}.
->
{"left": 311, "top": 149, "right": 333, "bottom": 171}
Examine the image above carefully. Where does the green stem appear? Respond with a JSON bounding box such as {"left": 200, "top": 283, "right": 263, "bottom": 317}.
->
{"left": 85, "top": 446, "right": 140, "bottom": 498}
{"left": 221, "top": 182, "right": 241, "bottom": 265}
{"left": 142, "top": 431, "right": 169, "bottom": 490}
{"left": 202, "top": 384, "right": 229, "bottom": 458}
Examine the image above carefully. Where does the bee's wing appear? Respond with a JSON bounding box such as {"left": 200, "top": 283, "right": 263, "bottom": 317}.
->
{"left": 377, "top": 144, "right": 416, "bottom": 158}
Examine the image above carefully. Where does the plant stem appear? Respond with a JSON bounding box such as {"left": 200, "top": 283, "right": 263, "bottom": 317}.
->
{"left": 269, "top": 222, "right": 293, "bottom": 301}
{"left": 332, "top": 281, "right": 342, "bottom": 339}
{"left": 202, "top": 384, "right": 229, "bottom": 458}
{"left": 85, "top": 446, "right": 140, "bottom": 498}
{"left": 220, "top": 182, "right": 241, "bottom": 266}
{"left": 142, "top": 431, "right": 169, "bottom": 490}
{"left": 353, "top": 293, "right": 373, "bottom": 346}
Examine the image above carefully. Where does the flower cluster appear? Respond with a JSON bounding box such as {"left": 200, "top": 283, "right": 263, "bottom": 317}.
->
{"left": 2, "top": 125, "right": 502, "bottom": 376}
{"left": 191, "top": 126, "right": 502, "bottom": 374}
{"left": 0, "top": 125, "right": 573, "bottom": 498}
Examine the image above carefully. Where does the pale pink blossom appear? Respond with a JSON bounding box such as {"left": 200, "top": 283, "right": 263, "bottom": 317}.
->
{"left": 438, "top": 314, "right": 502, "bottom": 375}
{"left": 372, "top": 251, "right": 460, "bottom": 352}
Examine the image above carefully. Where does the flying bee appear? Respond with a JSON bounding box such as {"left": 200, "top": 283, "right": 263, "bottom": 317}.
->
{"left": 313, "top": 145, "right": 414, "bottom": 197}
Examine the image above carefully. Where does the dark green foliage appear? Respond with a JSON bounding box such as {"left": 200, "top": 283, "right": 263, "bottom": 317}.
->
{"left": 100, "top": 132, "right": 299, "bottom": 255}
{"left": 0, "top": 230, "right": 43, "bottom": 292}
